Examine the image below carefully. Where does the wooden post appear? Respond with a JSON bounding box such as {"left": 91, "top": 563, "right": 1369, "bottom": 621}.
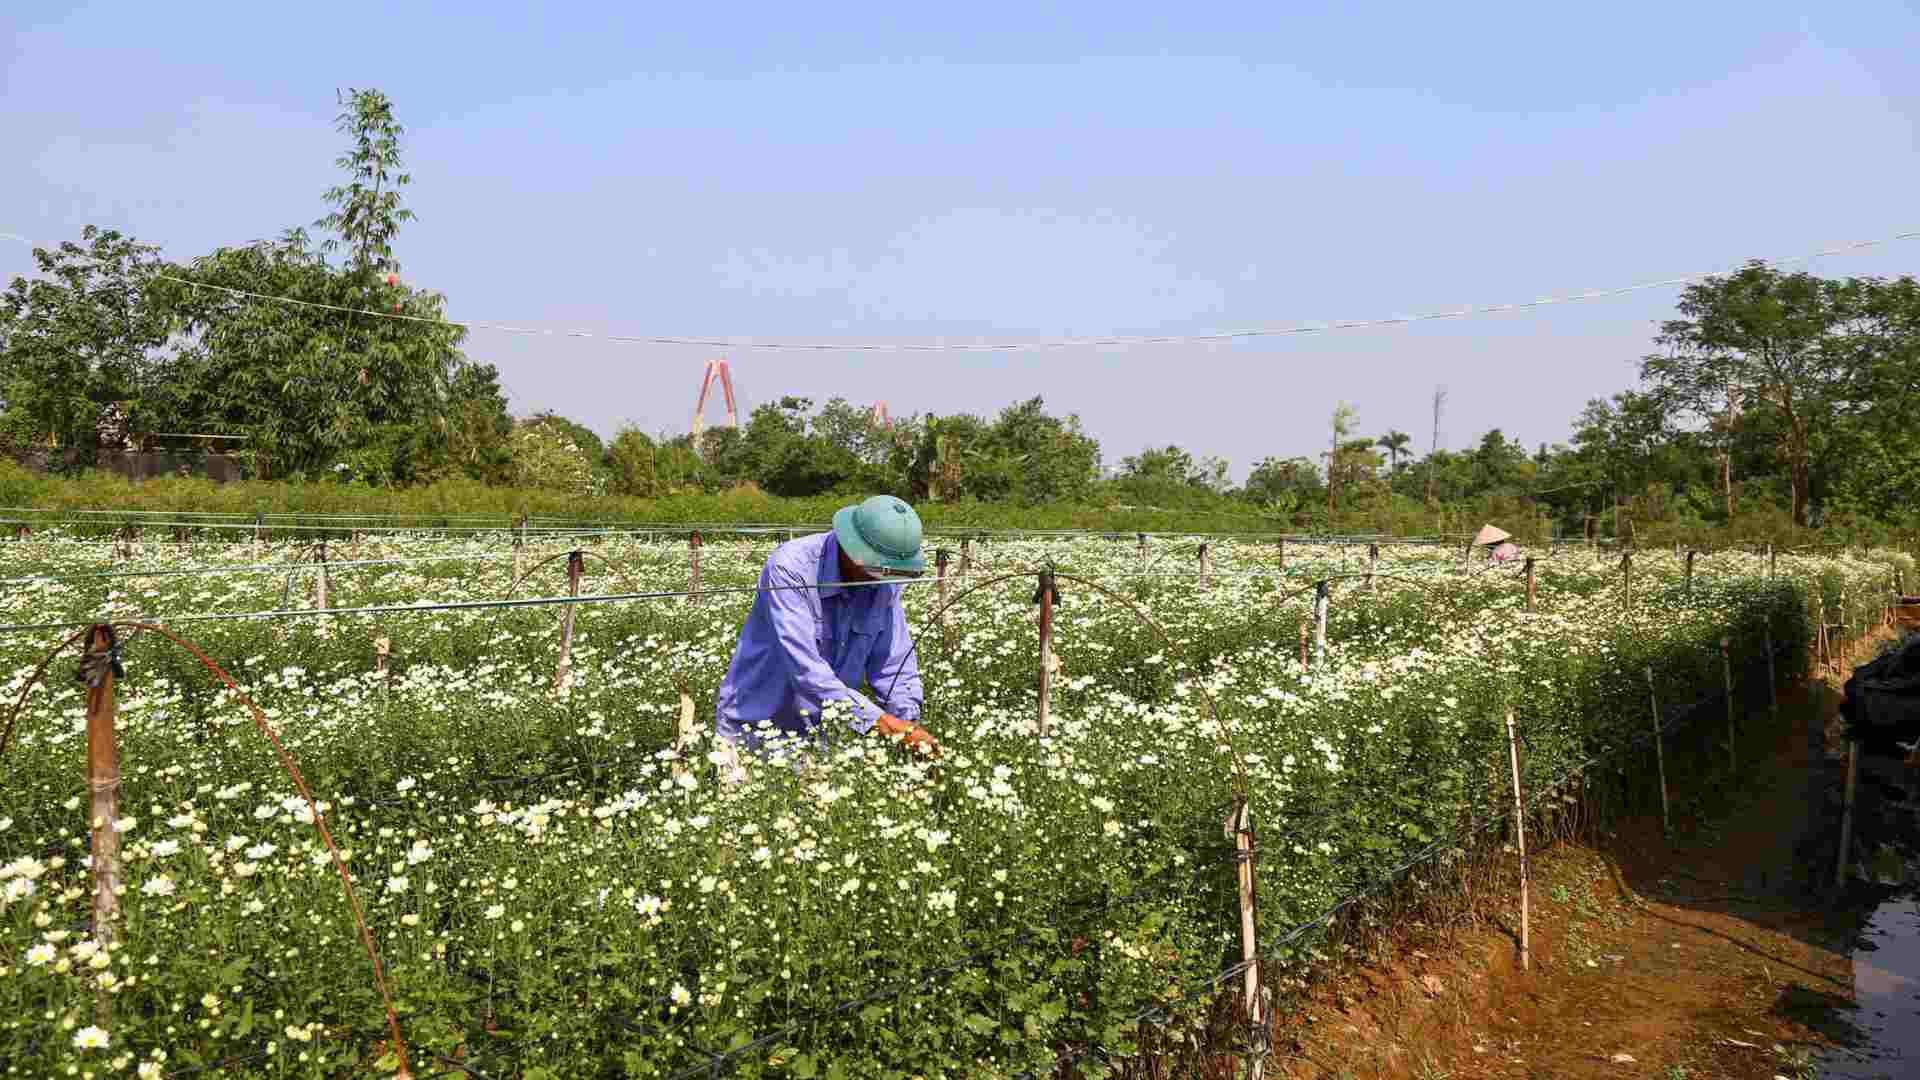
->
{"left": 1504, "top": 707, "right": 1530, "bottom": 972}
{"left": 254, "top": 511, "right": 263, "bottom": 544}
{"left": 1720, "top": 636, "right": 1737, "bottom": 772}
{"left": 81, "top": 625, "right": 123, "bottom": 1026}
{"left": 1524, "top": 557, "right": 1536, "bottom": 612}
{"left": 1685, "top": 549, "right": 1696, "bottom": 595}
{"left": 960, "top": 537, "right": 973, "bottom": 576}
{"left": 1198, "top": 543, "right": 1211, "bottom": 590}
{"left": 1276, "top": 537, "right": 1286, "bottom": 571}
{"left": 1644, "top": 666, "right": 1670, "bottom": 835}
{"left": 1837, "top": 735, "right": 1860, "bottom": 890}
{"left": 1225, "top": 799, "right": 1264, "bottom": 1071}
{"left": 554, "top": 550, "right": 582, "bottom": 689}
{"left": 935, "top": 548, "right": 950, "bottom": 608}
{"left": 314, "top": 540, "right": 329, "bottom": 612}
{"left": 374, "top": 636, "right": 390, "bottom": 676}
{"left": 1298, "top": 620, "right": 1308, "bottom": 675}
{"left": 1312, "top": 580, "right": 1329, "bottom": 671}
{"left": 1367, "top": 543, "right": 1378, "bottom": 592}
{"left": 689, "top": 531, "right": 703, "bottom": 603}
{"left": 1816, "top": 598, "right": 1828, "bottom": 670}
{"left": 1137, "top": 533, "right": 1147, "bottom": 570}
{"left": 1621, "top": 551, "right": 1633, "bottom": 609}
{"left": 1767, "top": 542, "right": 1776, "bottom": 579}
{"left": 513, "top": 534, "right": 525, "bottom": 581}
{"left": 1036, "top": 570, "right": 1055, "bottom": 736}
{"left": 1764, "top": 626, "right": 1778, "bottom": 721}
{"left": 1463, "top": 539, "right": 1472, "bottom": 571}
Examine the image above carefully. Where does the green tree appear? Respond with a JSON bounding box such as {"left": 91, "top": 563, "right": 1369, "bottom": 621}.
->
{"left": 604, "top": 426, "right": 660, "bottom": 496}
{"left": 0, "top": 227, "right": 174, "bottom": 453}
{"left": 1375, "top": 429, "right": 1412, "bottom": 474}
{"left": 315, "top": 88, "right": 414, "bottom": 279}
{"left": 418, "top": 362, "right": 514, "bottom": 483}
{"left": 162, "top": 230, "right": 467, "bottom": 478}
{"left": 1242, "top": 455, "right": 1323, "bottom": 510}
{"left": 1641, "top": 264, "right": 1862, "bottom": 527}
{"left": 1325, "top": 402, "right": 1357, "bottom": 513}
{"left": 510, "top": 420, "right": 601, "bottom": 495}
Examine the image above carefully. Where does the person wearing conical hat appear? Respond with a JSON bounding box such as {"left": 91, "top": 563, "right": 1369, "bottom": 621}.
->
{"left": 715, "top": 495, "right": 940, "bottom": 768}
{"left": 1475, "top": 523, "right": 1521, "bottom": 565}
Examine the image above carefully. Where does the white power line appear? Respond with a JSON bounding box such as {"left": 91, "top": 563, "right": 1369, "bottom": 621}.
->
{"left": 12, "top": 226, "right": 1917, "bottom": 352}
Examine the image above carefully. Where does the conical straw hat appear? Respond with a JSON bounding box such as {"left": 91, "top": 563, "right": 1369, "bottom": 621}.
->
{"left": 1474, "top": 523, "right": 1511, "bottom": 546}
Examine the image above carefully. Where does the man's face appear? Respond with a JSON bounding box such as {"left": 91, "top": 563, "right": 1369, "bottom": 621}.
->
{"left": 838, "top": 548, "right": 877, "bottom": 584}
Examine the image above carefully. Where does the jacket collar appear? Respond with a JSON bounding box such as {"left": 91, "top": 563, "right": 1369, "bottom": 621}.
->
{"left": 816, "top": 533, "right": 846, "bottom": 597}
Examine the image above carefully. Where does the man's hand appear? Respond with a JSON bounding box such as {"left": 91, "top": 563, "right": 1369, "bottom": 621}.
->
{"left": 874, "top": 713, "right": 941, "bottom": 757}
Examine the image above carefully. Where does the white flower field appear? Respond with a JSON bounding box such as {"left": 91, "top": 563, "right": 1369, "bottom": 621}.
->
{"left": 0, "top": 531, "right": 1905, "bottom": 1078}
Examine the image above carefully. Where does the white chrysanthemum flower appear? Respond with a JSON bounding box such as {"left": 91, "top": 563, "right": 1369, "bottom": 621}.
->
{"left": 26, "top": 943, "right": 56, "bottom": 966}
{"left": 140, "top": 876, "right": 175, "bottom": 897}
{"left": 386, "top": 876, "right": 409, "bottom": 894}
{"left": 73, "top": 1025, "right": 110, "bottom": 1050}
{"left": 670, "top": 983, "right": 692, "bottom": 1007}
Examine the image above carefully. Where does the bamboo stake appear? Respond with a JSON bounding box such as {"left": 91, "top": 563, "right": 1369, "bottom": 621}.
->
{"left": 1276, "top": 536, "right": 1286, "bottom": 571}
{"left": 1644, "top": 666, "right": 1670, "bottom": 835}
{"left": 1622, "top": 550, "right": 1633, "bottom": 609}
{"left": 313, "top": 540, "right": 328, "bottom": 612}
{"left": 1137, "top": 533, "right": 1147, "bottom": 570}
{"left": 1312, "top": 580, "right": 1329, "bottom": 671}
{"left": 1837, "top": 734, "right": 1860, "bottom": 891}
{"left": 81, "top": 625, "right": 122, "bottom": 1026}
{"left": 961, "top": 537, "right": 973, "bottom": 576}
{"left": 1367, "top": 543, "right": 1378, "bottom": 592}
{"left": 1504, "top": 707, "right": 1530, "bottom": 971}
{"left": 689, "top": 531, "right": 703, "bottom": 603}
{"left": 1764, "top": 626, "right": 1778, "bottom": 721}
{"left": 1036, "top": 570, "right": 1055, "bottom": 737}
{"left": 935, "top": 548, "right": 950, "bottom": 608}
{"left": 1685, "top": 549, "right": 1695, "bottom": 595}
{"left": 1720, "top": 636, "right": 1737, "bottom": 772}
{"left": 1298, "top": 620, "right": 1308, "bottom": 674}
{"left": 554, "top": 550, "right": 582, "bottom": 690}
{"left": 1198, "top": 542, "right": 1211, "bottom": 590}
{"left": 1524, "top": 557, "right": 1536, "bottom": 612}
{"left": 1225, "top": 798, "right": 1264, "bottom": 1076}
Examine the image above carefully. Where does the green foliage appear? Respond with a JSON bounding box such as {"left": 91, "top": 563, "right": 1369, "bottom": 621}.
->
{"left": 315, "top": 87, "right": 414, "bottom": 279}
{"left": 0, "top": 226, "right": 174, "bottom": 454}
{"left": 509, "top": 421, "right": 603, "bottom": 496}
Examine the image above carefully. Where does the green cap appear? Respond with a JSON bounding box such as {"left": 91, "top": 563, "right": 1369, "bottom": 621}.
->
{"left": 832, "top": 495, "right": 927, "bottom": 575}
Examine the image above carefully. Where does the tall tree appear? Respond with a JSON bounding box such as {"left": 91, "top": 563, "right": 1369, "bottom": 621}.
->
{"left": 0, "top": 227, "right": 173, "bottom": 453}
{"left": 1375, "top": 429, "right": 1411, "bottom": 474}
{"left": 314, "top": 88, "right": 413, "bottom": 279}
{"left": 163, "top": 229, "right": 466, "bottom": 477}
{"left": 1325, "top": 402, "right": 1357, "bottom": 513}
{"left": 1640, "top": 263, "right": 1859, "bottom": 526}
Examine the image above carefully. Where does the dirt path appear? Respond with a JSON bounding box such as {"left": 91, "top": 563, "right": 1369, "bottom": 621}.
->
{"left": 1273, "top": 633, "right": 1916, "bottom": 1080}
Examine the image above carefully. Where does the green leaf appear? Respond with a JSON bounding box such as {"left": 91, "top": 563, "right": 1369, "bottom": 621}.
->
{"left": 961, "top": 1013, "right": 998, "bottom": 1036}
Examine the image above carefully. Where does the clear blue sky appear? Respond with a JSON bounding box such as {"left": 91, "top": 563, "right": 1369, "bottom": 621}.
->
{"left": 6, "top": 2, "right": 1918, "bottom": 479}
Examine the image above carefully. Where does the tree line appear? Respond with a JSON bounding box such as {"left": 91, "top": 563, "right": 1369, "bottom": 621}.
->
{"left": 4, "top": 89, "right": 1918, "bottom": 540}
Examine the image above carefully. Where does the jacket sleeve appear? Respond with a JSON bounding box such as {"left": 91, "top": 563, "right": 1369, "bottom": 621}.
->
{"left": 764, "top": 561, "right": 882, "bottom": 734}
{"left": 867, "top": 587, "right": 924, "bottom": 723}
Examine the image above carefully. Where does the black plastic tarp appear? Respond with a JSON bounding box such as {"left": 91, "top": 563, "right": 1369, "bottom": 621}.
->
{"left": 1841, "top": 631, "right": 1920, "bottom": 755}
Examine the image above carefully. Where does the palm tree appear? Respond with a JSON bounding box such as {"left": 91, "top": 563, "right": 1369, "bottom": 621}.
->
{"left": 1376, "top": 430, "right": 1412, "bottom": 476}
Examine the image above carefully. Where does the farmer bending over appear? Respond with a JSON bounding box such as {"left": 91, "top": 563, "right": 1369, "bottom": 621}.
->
{"left": 715, "top": 495, "right": 940, "bottom": 762}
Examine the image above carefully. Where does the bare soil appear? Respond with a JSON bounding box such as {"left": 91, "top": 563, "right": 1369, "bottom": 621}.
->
{"left": 1268, "top": 627, "right": 1917, "bottom": 1080}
